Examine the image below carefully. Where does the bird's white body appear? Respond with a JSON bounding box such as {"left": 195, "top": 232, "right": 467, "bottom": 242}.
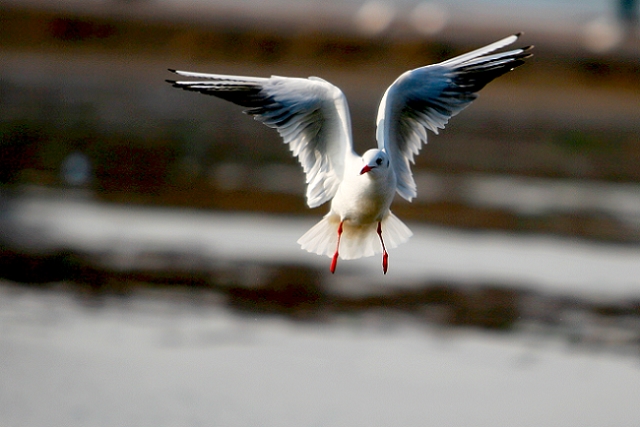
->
{"left": 332, "top": 151, "right": 396, "bottom": 226}
{"left": 168, "top": 34, "right": 532, "bottom": 273}
{"left": 300, "top": 149, "right": 410, "bottom": 261}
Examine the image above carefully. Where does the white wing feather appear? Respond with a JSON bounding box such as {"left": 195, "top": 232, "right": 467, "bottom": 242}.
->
{"left": 168, "top": 71, "right": 355, "bottom": 208}
{"left": 376, "top": 33, "right": 532, "bottom": 201}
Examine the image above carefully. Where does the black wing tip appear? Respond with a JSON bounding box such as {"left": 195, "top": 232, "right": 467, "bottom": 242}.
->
{"left": 515, "top": 46, "right": 534, "bottom": 61}
{"left": 514, "top": 31, "right": 524, "bottom": 38}
{"left": 166, "top": 79, "right": 184, "bottom": 89}
{"left": 168, "top": 68, "right": 177, "bottom": 73}
{"left": 166, "top": 79, "right": 192, "bottom": 90}
{"left": 510, "top": 45, "right": 534, "bottom": 61}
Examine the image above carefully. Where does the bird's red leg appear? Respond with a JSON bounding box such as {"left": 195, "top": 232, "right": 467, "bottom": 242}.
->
{"left": 330, "top": 221, "right": 344, "bottom": 274}
{"left": 377, "top": 221, "right": 388, "bottom": 274}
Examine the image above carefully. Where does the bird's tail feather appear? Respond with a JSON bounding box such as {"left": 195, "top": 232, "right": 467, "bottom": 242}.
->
{"left": 297, "top": 212, "right": 412, "bottom": 260}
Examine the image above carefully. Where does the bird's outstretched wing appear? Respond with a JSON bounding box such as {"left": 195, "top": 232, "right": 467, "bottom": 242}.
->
{"left": 376, "top": 33, "right": 533, "bottom": 201}
{"left": 167, "top": 71, "right": 355, "bottom": 208}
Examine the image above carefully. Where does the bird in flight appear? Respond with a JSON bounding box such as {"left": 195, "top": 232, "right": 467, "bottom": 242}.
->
{"left": 167, "top": 33, "right": 532, "bottom": 274}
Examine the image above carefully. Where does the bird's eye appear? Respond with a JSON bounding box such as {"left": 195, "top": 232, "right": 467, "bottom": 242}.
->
{"left": 376, "top": 158, "right": 383, "bottom": 165}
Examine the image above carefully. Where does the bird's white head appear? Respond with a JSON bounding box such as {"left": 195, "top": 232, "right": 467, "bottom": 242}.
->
{"left": 360, "top": 149, "right": 390, "bottom": 176}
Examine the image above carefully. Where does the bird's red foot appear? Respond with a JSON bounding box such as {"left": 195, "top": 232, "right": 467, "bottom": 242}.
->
{"left": 382, "top": 250, "right": 388, "bottom": 274}
{"left": 331, "top": 221, "right": 344, "bottom": 274}
{"left": 330, "top": 251, "right": 339, "bottom": 274}
{"left": 377, "top": 221, "right": 388, "bottom": 274}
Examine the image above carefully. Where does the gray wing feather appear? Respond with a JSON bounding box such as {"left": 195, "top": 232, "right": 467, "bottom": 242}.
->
{"left": 376, "top": 33, "right": 532, "bottom": 201}
{"left": 168, "top": 72, "right": 354, "bottom": 208}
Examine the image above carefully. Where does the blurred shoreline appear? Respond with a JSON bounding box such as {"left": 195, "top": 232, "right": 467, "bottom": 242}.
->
{"left": 3, "top": 186, "right": 640, "bottom": 296}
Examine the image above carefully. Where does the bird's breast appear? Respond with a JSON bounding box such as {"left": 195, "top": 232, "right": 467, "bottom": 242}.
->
{"left": 331, "top": 171, "right": 396, "bottom": 225}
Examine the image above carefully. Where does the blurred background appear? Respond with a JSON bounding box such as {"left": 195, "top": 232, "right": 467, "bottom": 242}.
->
{"left": 1, "top": 0, "right": 640, "bottom": 425}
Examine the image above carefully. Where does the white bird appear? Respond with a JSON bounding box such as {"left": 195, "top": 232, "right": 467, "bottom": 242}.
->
{"left": 167, "top": 33, "right": 532, "bottom": 274}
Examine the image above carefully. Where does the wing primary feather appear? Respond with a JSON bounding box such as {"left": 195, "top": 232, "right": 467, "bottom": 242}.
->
{"left": 376, "top": 34, "right": 532, "bottom": 202}
{"left": 438, "top": 33, "right": 521, "bottom": 67}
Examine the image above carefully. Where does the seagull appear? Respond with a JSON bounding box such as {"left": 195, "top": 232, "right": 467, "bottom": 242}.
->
{"left": 167, "top": 33, "right": 532, "bottom": 274}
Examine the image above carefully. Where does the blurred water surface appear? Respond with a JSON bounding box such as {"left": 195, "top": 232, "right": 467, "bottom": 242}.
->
{"left": 2, "top": 282, "right": 640, "bottom": 427}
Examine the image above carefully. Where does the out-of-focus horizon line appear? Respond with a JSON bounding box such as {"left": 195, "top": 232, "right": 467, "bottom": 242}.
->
{"left": 4, "top": 0, "right": 639, "bottom": 55}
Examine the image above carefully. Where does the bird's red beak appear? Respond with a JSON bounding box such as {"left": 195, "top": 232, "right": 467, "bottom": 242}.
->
{"left": 360, "top": 165, "right": 373, "bottom": 175}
